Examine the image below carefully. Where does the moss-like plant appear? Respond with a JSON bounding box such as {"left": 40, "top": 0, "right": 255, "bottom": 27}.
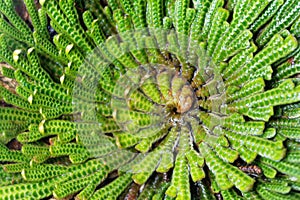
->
{"left": 0, "top": 0, "right": 300, "bottom": 199}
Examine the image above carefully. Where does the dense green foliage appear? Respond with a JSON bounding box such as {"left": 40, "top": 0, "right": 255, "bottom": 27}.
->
{"left": 0, "top": 0, "right": 300, "bottom": 199}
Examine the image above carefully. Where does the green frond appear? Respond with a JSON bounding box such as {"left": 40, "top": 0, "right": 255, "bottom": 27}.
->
{"left": 250, "top": 0, "right": 284, "bottom": 33}
{"left": 42, "top": 0, "right": 93, "bottom": 53}
{"left": 0, "top": 0, "right": 300, "bottom": 199}
{"left": 76, "top": 166, "right": 109, "bottom": 200}
{"left": 165, "top": 154, "right": 190, "bottom": 199}
{"left": 0, "top": 180, "right": 55, "bottom": 200}
{"left": 132, "top": 151, "right": 161, "bottom": 184}
{"left": 90, "top": 173, "right": 132, "bottom": 200}
{"left": 33, "top": 31, "right": 66, "bottom": 64}
{"left": 3, "top": 163, "right": 29, "bottom": 173}
{"left": 260, "top": 157, "right": 300, "bottom": 179}
{"left": 200, "top": 142, "right": 255, "bottom": 192}
{"left": 256, "top": 0, "right": 300, "bottom": 46}
{"left": 0, "top": 147, "right": 31, "bottom": 163}
{"left": 0, "top": 1, "right": 33, "bottom": 43}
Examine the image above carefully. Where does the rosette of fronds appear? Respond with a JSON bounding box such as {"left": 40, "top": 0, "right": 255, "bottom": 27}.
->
{"left": 0, "top": 0, "right": 300, "bottom": 199}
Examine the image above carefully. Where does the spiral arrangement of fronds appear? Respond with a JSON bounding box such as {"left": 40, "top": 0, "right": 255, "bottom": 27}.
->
{"left": 0, "top": 0, "right": 300, "bottom": 199}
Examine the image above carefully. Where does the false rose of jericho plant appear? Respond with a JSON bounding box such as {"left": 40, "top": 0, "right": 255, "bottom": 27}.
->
{"left": 0, "top": 0, "right": 300, "bottom": 199}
